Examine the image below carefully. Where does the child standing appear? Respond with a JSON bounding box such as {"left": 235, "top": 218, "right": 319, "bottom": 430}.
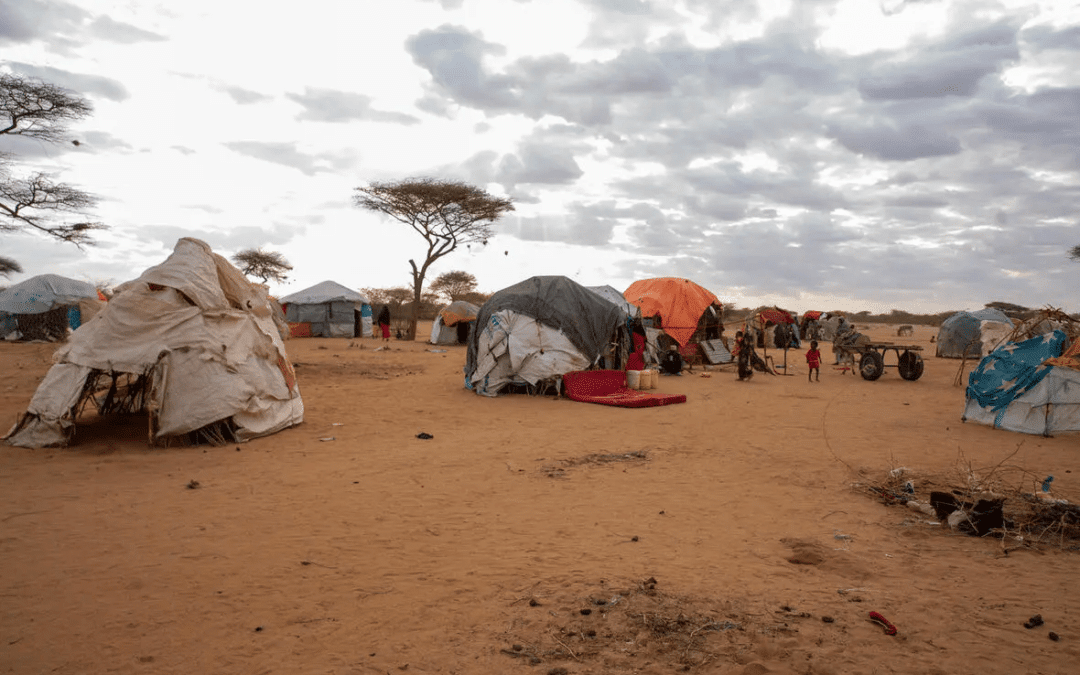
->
{"left": 806, "top": 340, "right": 821, "bottom": 382}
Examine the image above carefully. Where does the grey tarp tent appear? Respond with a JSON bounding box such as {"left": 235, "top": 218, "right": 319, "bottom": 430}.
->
{"left": 279, "top": 281, "right": 372, "bottom": 338}
{"left": 465, "top": 276, "right": 628, "bottom": 396}
{"left": 0, "top": 274, "right": 103, "bottom": 341}
{"left": 4, "top": 238, "right": 304, "bottom": 448}
{"left": 936, "top": 308, "right": 1014, "bottom": 359}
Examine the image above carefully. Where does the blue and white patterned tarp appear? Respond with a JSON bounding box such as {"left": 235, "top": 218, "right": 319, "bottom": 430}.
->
{"left": 966, "top": 330, "right": 1067, "bottom": 412}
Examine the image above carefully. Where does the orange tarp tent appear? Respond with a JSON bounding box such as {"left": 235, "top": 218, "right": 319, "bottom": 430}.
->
{"left": 623, "top": 278, "right": 719, "bottom": 347}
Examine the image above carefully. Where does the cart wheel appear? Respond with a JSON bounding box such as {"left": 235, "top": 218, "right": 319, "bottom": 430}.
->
{"left": 859, "top": 351, "right": 885, "bottom": 380}
{"left": 898, "top": 350, "right": 924, "bottom": 381}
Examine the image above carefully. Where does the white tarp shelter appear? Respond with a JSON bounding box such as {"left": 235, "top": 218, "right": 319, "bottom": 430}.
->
{"left": 464, "top": 276, "right": 628, "bottom": 396}
{"left": 279, "top": 281, "right": 372, "bottom": 338}
{"left": 4, "top": 238, "right": 304, "bottom": 448}
{"left": 0, "top": 273, "right": 103, "bottom": 341}
{"left": 963, "top": 330, "right": 1080, "bottom": 436}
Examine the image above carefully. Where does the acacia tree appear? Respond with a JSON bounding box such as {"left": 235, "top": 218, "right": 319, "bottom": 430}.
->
{"left": 429, "top": 270, "right": 478, "bottom": 303}
{"left": 0, "top": 73, "right": 105, "bottom": 246}
{"left": 354, "top": 177, "right": 514, "bottom": 339}
{"left": 0, "top": 254, "right": 22, "bottom": 277}
{"left": 232, "top": 247, "right": 293, "bottom": 283}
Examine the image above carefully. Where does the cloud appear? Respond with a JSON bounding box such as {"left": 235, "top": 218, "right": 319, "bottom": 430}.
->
{"left": 142, "top": 222, "right": 306, "bottom": 253}
{"left": 223, "top": 141, "right": 359, "bottom": 175}
{"left": 0, "top": 0, "right": 88, "bottom": 45}
{"left": 6, "top": 62, "right": 129, "bottom": 101}
{"left": 88, "top": 16, "right": 166, "bottom": 44}
{"left": 497, "top": 142, "right": 584, "bottom": 187}
{"left": 1023, "top": 24, "right": 1080, "bottom": 52}
{"left": 857, "top": 22, "right": 1021, "bottom": 100}
{"left": 405, "top": 25, "right": 517, "bottom": 112}
{"left": 221, "top": 85, "right": 272, "bottom": 105}
{"left": 286, "top": 88, "right": 420, "bottom": 124}
{"left": 0, "top": 1, "right": 163, "bottom": 49}
{"left": 826, "top": 122, "right": 963, "bottom": 161}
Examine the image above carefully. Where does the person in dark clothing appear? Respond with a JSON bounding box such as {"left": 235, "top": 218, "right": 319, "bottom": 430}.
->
{"left": 377, "top": 305, "right": 391, "bottom": 342}
{"left": 660, "top": 345, "right": 683, "bottom": 375}
{"left": 704, "top": 304, "right": 722, "bottom": 341}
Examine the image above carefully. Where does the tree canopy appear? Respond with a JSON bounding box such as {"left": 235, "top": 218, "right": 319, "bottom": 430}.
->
{"left": 231, "top": 247, "right": 293, "bottom": 283}
{"left": 1070, "top": 244, "right": 1080, "bottom": 261}
{"left": 354, "top": 177, "right": 514, "bottom": 339}
{"left": 1, "top": 73, "right": 105, "bottom": 246}
{"left": 429, "top": 270, "right": 479, "bottom": 302}
{"left": 0, "top": 254, "right": 23, "bottom": 278}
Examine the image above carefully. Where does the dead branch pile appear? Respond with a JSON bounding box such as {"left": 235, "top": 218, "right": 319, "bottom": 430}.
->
{"left": 500, "top": 577, "right": 788, "bottom": 670}
{"left": 856, "top": 452, "right": 1080, "bottom": 552}
{"left": 1006, "top": 307, "right": 1080, "bottom": 343}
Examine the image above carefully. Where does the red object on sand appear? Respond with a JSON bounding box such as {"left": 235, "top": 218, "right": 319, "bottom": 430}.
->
{"left": 869, "top": 611, "right": 898, "bottom": 635}
{"left": 563, "top": 370, "right": 686, "bottom": 408}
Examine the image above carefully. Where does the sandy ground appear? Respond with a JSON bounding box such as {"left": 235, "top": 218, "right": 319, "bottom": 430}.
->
{"left": 1, "top": 322, "right": 1077, "bottom": 675}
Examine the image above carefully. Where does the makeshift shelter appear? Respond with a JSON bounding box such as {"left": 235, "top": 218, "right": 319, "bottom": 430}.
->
{"left": 4, "top": 238, "right": 304, "bottom": 448}
{"left": 749, "top": 306, "right": 798, "bottom": 349}
{"left": 0, "top": 274, "right": 103, "bottom": 341}
{"left": 623, "top": 278, "right": 721, "bottom": 347}
{"left": 803, "top": 312, "right": 848, "bottom": 341}
{"left": 963, "top": 330, "right": 1080, "bottom": 436}
{"left": 429, "top": 300, "right": 480, "bottom": 345}
{"left": 1003, "top": 307, "right": 1079, "bottom": 343}
{"left": 279, "top": 281, "right": 372, "bottom": 338}
{"left": 587, "top": 285, "right": 641, "bottom": 321}
{"left": 936, "top": 308, "right": 1013, "bottom": 359}
{"left": 465, "top": 276, "right": 628, "bottom": 396}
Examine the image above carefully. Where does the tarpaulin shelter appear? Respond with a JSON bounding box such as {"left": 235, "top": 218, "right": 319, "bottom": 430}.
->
{"left": 623, "top": 277, "right": 720, "bottom": 347}
{"left": 587, "top": 285, "right": 641, "bottom": 320}
{"left": 4, "top": 238, "right": 304, "bottom": 448}
{"left": 465, "top": 276, "right": 628, "bottom": 396}
{"left": 0, "top": 274, "right": 104, "bottom": 341}
{"left": 429, "top": 300, "right": 480, "bottom": 345}
{"left": 936, "top": 308, "right": 1013, "bottom": 359}
{"left": 279, "top": 281, "right": 372, "bottom": 338}
{"left": 963, "top": 330, "right": 1080, "bottom": 435}
{"left": 749, "top": 306, "right": 799, "bottom": 349}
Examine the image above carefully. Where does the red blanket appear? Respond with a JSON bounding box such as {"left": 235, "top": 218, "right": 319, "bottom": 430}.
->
{"left": 562, "top": 370, "right": 687, "bottom": 408}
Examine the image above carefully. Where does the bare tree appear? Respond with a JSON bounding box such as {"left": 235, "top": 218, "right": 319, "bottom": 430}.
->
{"left": 354, "top": 177, "right": 514, "bottom": 339}
{"left": 0, "top": 254, "right": 22, "bottom": 277}
{"left": 429, "top": 270, "right": 478, "bottom": 303}
{"left": 232, "top": 247, "right": 293, "bottom": 283}
{"left": 1, "top": 73, "right": 105, "bottom": 246}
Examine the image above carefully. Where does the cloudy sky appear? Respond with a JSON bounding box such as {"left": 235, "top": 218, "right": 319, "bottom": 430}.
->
{"left": 1, "top": 0, "right": 1078, "bottom": 313}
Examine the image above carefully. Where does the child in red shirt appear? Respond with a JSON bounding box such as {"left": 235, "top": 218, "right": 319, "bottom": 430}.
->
{"left": 806, "top": 340, "right": 821, "bottom": 382}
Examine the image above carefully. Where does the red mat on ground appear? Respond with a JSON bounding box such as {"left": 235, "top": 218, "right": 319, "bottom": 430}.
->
{"left": 562, "top": 370, "right": 687, "bottom": 408}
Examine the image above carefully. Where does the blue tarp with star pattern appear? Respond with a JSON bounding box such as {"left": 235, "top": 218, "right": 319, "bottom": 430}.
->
{"left": 966, "top": 330, "right": 1067, "bottom": 412}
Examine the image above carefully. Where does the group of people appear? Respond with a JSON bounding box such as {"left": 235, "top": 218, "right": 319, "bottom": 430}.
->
{"left": 725, "top": 329, "right": 823, "bottom": 383}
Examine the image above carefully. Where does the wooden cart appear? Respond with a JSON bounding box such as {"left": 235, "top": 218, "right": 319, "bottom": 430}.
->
{"left": 851, "top": 342, "right": 925, "bottom": 381}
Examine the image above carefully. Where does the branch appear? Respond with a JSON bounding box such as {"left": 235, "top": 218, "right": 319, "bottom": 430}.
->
{"left": 0, "top": 172, "right": 106, "bottom": 246}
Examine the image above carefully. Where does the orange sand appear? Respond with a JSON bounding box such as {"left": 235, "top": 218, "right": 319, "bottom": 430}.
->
{"left": 1, "top": 323, "right": 1076, "bottom": 674}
